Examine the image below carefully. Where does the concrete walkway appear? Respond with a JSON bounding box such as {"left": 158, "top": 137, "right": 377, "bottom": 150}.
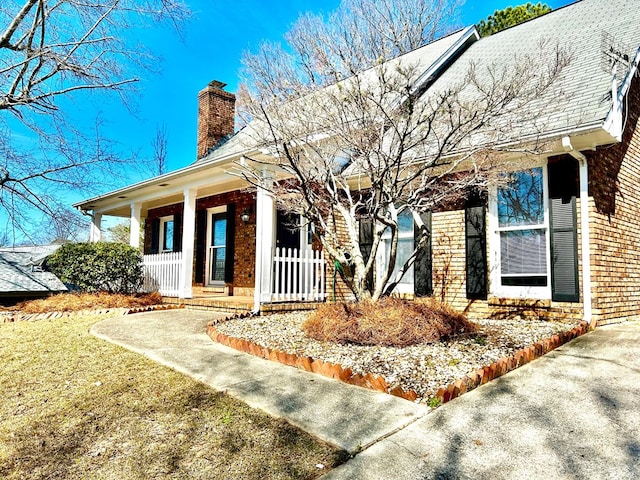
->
{"left": 90, "top": 310, "right": 427, "bottom": 453}
{"left": 91, "top": 312, "right": 640, "bottom": 479}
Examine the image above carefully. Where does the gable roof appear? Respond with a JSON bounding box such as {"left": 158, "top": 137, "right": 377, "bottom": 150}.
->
{"left": 0, "top": 246, "right": 66, "bottom": 296}
{"left": 191, "top": 26, "right": 479, "bottom": 167}
{"left": 424, "top": 0, "right": 640, "bottom": 147}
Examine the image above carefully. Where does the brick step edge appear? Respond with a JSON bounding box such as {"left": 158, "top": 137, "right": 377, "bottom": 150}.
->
{"left": 1, "top": 303, "right": 183, "bottom": 323}
{"left": 206, "top": 313, "right": 417, "bottom": 401}
{"left": 207, "top": 317, "right": 591, "bottom": 405}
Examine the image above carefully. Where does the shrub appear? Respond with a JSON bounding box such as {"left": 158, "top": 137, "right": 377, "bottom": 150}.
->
{"left": 47, "top": 242, "right": 144, "bottom": 294}
{"left": 302, "top": 296, "right": 477, "bottom": 347}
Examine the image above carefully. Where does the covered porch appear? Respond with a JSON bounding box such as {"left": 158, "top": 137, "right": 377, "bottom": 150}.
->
{"left": 78, "top": 169, "right": 327, "bottom": 313}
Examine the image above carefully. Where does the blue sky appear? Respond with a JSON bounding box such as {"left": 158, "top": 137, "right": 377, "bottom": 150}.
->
{"left": 100, "top": 0, "right": 574, "bottom": 180}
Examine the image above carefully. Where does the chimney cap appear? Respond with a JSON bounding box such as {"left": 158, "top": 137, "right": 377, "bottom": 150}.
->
{"left": 208, "top": 80, "right": 227, "bottom": 90}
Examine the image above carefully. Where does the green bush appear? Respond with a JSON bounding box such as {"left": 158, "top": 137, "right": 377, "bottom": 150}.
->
{"left": 47, "top": 242, "right": 144, "bottom": 294}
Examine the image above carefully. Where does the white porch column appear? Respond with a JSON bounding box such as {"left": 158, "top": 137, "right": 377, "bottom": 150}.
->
{"left": 180, "top": 188, "right": 197, "bottom": 299}
{"left": 89, "top": 212, "right": 102, "bottom": 242}
{"left": 130, "top": 203, "right": 141, "bottom": 249}
{"left": 253, "top": 171, "right": 276, "bottom": 312}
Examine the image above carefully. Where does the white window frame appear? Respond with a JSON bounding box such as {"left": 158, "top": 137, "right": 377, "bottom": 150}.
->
{"left": 376, "top": 211, "right": 415, "bottom": 295}
{"left": 488, "top": 162, "right": 552, "bottom": 299}
{"left": 159, "top": 215, "right": 174, "bottom": 253}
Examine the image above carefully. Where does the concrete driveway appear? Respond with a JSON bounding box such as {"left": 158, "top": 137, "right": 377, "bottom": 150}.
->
{"left": 325, "top": 321, "right": 640, "bottom": 479}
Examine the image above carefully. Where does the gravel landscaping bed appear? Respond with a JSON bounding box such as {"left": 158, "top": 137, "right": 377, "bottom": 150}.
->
{"left": 216, "top": 312, "right": 580, "bottom": 403}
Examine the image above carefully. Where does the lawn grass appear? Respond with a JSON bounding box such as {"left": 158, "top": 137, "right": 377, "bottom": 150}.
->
{"left": 0, "top": 313, "right": 347, "bottom": 479}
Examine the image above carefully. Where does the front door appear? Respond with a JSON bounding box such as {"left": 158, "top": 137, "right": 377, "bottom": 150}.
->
{"left": 276, "top": 210, "right": 299, "bottom": 251}
{"left": 206, "top": 208, "right": 227, "bottom": 286}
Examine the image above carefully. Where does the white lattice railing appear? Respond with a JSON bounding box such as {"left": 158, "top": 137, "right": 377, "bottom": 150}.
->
{"left": 143, "top": 252, "right": 182, "bottom": 297}
{"left": 271, "top": 248, "right": 326, "bottom": 302}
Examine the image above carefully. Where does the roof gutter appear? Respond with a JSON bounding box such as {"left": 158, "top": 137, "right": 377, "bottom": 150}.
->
{"left": 562, "top": 136, "right": 593, "bottom": 327}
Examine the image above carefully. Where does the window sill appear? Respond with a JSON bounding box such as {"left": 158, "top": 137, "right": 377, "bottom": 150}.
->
{"left": 488, "top": 297, "right": 551, "bottom": 309}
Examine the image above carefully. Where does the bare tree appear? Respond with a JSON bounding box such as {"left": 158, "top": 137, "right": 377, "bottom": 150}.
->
{"left": 237, "top": 0, "right": 571, "bottom": 301}
{"left": 152, "top": 123, "right": 168, "bottom": 176}
{"left": 0, "top": 0, "right": 188, "bottom": 244}
{"left": 36, "top": 207, "right": 88, "bottom": 244}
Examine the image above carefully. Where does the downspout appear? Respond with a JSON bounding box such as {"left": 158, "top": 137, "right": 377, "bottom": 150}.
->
{"left": 562, "top": 136, "right": 592, "bottom": 326}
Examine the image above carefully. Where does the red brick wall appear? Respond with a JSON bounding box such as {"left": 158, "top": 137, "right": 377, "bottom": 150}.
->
{"left": 587, "top": 74, "right": 640, "bottom": 323}
{"left": 196, "top": 190, "right": 256, "bottom": 290}
{"left": 145, "top": 190, "right": 256, "bottom": 291}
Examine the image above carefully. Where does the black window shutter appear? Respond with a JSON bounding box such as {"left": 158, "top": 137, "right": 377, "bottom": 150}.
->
{"left": 150, "top": 218, "right": 160, "bottom": 254}
{"left": 549, "top": 158, "right": 579, "bottom": 302}
{"left": 414, "top": 212, "right": 432, "bottom": 297}
{"left": 358, "top": 217, "right": 374, "bottom": 291}
{"left": 224, "top": 204, "right": 235, "bottom": 283}
{"left": 195, "top": 209, "right": 206, "bottom": 284}
{"left": 173, "top": 213, "right": 183, "bottom": 252}
{"left": 465, "top": 206, "right": 487, "bottom": 300}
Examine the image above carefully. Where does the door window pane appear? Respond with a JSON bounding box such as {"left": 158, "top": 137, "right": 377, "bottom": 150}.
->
{"left": 209, "top": 213, "right": 227, "bottom": 283}
{"left": 213, "top": 218, "right": 226, "bottom": 246}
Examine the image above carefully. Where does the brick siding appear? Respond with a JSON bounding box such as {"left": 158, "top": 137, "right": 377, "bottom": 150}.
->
{"left": 587, "top": 73, "right": 640, "bottom": 323}
{"left": 197, "top": 82, "right": 235, "bottom": 159}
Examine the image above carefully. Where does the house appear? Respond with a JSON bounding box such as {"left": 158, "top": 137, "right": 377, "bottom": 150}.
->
{"left": 0, "top": 245, "right": 66, "bottom": 304}
{"left": 75, "top": 0, "right": 640, "bottom": 324}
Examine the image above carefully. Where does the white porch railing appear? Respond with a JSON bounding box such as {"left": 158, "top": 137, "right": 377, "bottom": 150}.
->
{"left": 271, "top": 247, "right": 326, "bottom": 302}
{"left": 142, "top": 252, "right": 183, "bottom": 297}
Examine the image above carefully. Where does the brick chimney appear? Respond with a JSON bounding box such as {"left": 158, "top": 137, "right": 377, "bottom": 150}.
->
{"left": 197, "top": 80, "right": 235, "bottom": 159}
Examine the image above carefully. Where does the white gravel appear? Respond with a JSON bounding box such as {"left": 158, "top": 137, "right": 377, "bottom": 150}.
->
{"left": 215, "top": 311, "right": 578, "bottom": 403}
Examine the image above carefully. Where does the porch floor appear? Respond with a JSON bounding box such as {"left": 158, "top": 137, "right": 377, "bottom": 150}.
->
{"left": 160, "top": 294, "right": 326, "bottom": 314}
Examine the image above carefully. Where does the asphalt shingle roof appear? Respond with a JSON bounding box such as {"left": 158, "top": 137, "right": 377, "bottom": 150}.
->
{"left": 0, "top": 246, "right": 66, "bottom": 295}
{"left": 193, "top": 27, "right": 477, "bottom": 166}
{"left": 425, "top": 0, "right": 640, "bottom": 143}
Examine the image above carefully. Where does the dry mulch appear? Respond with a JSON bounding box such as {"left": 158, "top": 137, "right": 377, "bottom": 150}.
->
{"left": 5, "top": 291, "right": 163, "bottom": 314}
{"left": 216, "top": 311, "right": 580, "bottom": 403}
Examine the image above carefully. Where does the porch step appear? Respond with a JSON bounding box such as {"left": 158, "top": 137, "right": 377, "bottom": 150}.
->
{"left": 161, "top": 296, "right": 253, "bottom": 313}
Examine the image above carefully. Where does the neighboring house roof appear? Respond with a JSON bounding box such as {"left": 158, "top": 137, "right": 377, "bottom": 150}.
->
{"left": 0, "top": 246, "right": 67, "bottom": 296}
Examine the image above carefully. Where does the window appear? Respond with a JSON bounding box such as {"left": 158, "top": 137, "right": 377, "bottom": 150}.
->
{"left": 160, "top": 216, "right": 174, "bottom": 252}
{"left": 493, "top": 166, "right": 550, "bottom": 297}
{"left": 378, "top": 210, "right": 414, "bottom": 293}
